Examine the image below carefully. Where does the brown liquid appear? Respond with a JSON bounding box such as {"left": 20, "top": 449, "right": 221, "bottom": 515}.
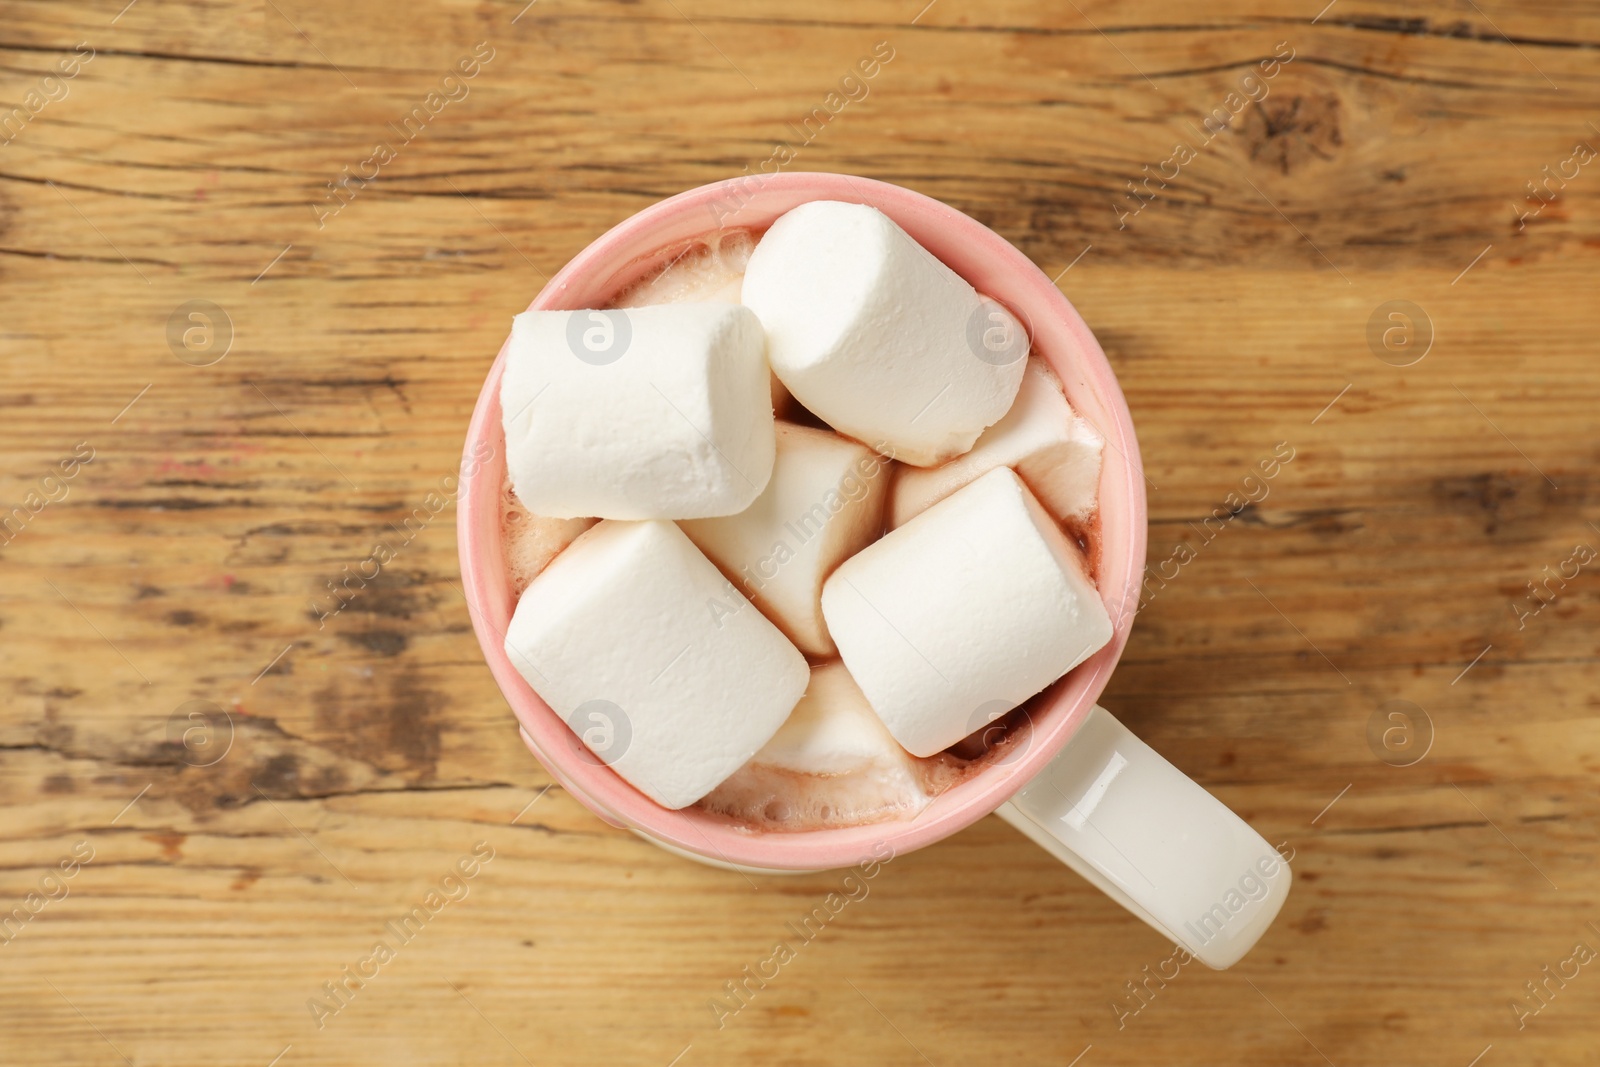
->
{"left": 611, "top": 228, "right": 754, "bottom": 307}
{"left": 500, "top": 229, "right": 1105, "bottom": 833}
{"left": 500, "top": 478, "right": 595, "bottom": 596}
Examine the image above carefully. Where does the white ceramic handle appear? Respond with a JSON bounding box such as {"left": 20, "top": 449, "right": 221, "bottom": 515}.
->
{"left": 996, "top": 705, "right": 1291, "bottom": 969}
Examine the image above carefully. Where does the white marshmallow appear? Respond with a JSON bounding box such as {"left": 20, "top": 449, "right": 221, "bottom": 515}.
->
{"left": 679, "top": 423, "right": 889, "bottom": 657}
{"left": 505, "top": 519, "right": 809, "bottom": 809}
{"left": 501, "top": 303, "right": 774, "bottom": 520}
{"left": 698, "top": 662, "right": 929, "bottom": 827}
{"left": 821, "top": 467, "right": 1112, "bottom": 758}
{"left": 891, "top": 358, "right": 1104, "bottom": 529}
{"left": 741, "top": 200, "right": 1028, "bottom": 467}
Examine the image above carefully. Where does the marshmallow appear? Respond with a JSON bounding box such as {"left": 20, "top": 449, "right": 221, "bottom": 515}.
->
{"left": 741, "top": 200, "right": 1027, "bottom": 467}
{"left": 891, "top": 358, "right": 1104, "bottom": 529}
{"left": 821, "top": 467, "right": 1112, "bottom": 758}
{"left": 505, "top": 519, "right": 808, "bottom": 809}
{"left": 501, "top": 303, "right": 774, "bottom": 520}
{"left": 680, "top": 423, "right": 889, "bottom": 657}
{"left": 699, "top": 662, "right": 929, "bottom": 827}
{"left": 502, "top": 481, "right": 597, "bottom": 595}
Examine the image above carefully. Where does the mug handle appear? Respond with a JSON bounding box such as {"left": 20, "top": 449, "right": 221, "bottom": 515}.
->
{"left": 995, "top": 705, "right": 1291, "bottom": 969}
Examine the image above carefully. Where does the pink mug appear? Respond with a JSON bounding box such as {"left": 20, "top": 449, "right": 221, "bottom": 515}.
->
{"left": 457, "top": 172, "right": 1290, "bottom": 968}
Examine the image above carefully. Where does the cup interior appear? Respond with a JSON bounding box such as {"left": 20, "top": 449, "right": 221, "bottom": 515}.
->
{"left": 457, "top": 172, "right": 1148, "bottom": 871}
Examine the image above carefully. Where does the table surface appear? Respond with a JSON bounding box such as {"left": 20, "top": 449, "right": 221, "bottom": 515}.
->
{"left": 3, "top": 1, "right": 1598, "bottom": 1064}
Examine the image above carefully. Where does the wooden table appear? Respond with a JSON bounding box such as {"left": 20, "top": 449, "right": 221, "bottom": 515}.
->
{"left": 3, "top": 1, "right": 1597, "bottom": 1063}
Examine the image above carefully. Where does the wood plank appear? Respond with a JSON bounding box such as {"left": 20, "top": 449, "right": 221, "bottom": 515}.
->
{"left": 2, "top": 0, "right": 1599, "bottom": 1063}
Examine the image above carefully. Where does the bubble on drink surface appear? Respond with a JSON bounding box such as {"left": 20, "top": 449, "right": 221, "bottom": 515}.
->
{"left": 565, "top": 699, "right": 631, "bottom": 766}
{"left": 565, "top": 309, "right": 632, "bottom": 366}
{"left": 167, "top": 300, "right": 234, "bottom": 367}
{"left": 962, "top": 699, "right": 1033, "bottom": 767}
{"left": 966, "top": 297, "right": 1031, "bottom": 367}
{"left": 1366, "top": 301, "right": 1432, "bottom": 367}
{"left": 165, "top": 699, "right": 234, "bottom": 767}
{"left": 1365, "top": 699, "right": 1432, "bottom": 767}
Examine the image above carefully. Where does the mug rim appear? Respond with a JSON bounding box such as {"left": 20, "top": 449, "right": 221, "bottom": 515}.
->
{"left": 457, "top": 171, "right": 1148, "bottom": 870}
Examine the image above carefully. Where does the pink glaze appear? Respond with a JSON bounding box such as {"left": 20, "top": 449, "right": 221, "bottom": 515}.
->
{"left": 457, "top": 173, "right": 1148, "bottom": 871}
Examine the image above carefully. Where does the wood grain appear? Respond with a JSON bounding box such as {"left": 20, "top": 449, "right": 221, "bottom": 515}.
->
{"left": 2, "top": 0, "right": 1599, "bottom": 1064}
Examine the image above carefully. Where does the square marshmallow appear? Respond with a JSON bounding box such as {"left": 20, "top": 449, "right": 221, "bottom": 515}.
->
{"left": 891, "top": 358, "right": 1104, "bottom": 529}
{"left": 679, "top": 422, "right": 889, "bottom": 657}
{"left": 741, "top": 201, "right": 1027, "bottom": 467}
{"left": 821, "top": 467, "right": 1112, "bottom": 757}
{"left": 505, "top": 519, "right": 809, "bottom": 809}
{"left": 501, "top": 303, "right": 775, "bottom": 520}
